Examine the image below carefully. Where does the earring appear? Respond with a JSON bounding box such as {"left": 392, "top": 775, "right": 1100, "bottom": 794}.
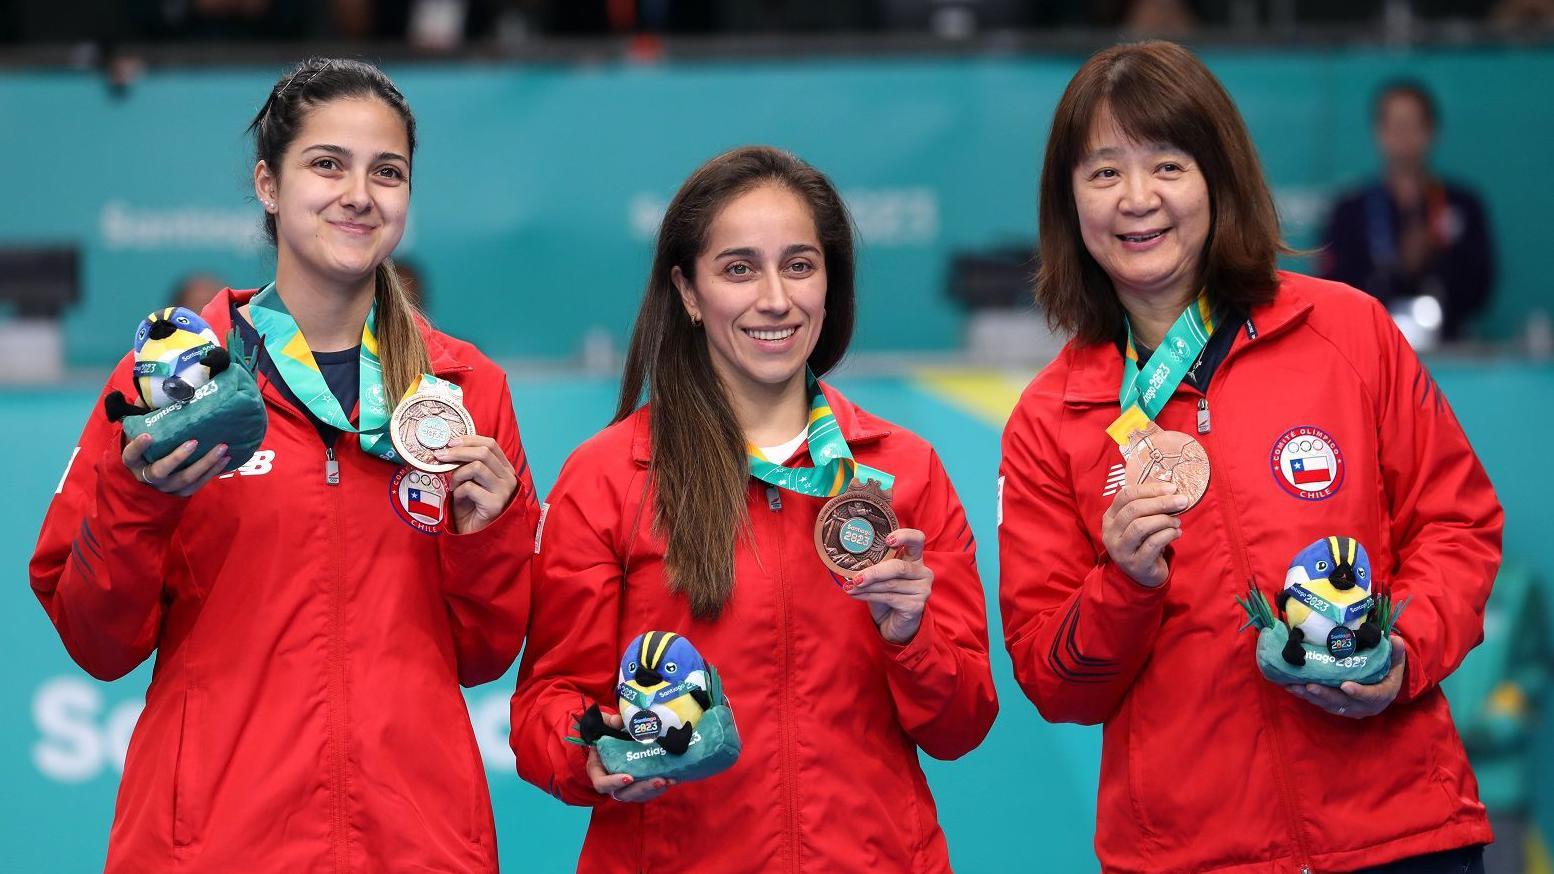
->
{"left": 690, "top": 313, "right": 702, "bottom": 327}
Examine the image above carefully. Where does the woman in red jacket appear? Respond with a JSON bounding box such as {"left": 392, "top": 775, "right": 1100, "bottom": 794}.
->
{"left": 29, "top": 58, "right": 537, "bottom": 872}
{"left": 999, "top": 42, "right": 1502, "bottom": 874}
{"left": 510, "top": 146, "right": 997, "bottom": 872}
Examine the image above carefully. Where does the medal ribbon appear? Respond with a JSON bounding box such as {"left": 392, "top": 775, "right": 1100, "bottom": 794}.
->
{"left": 1106, "top": 294, "right": 1218, "bottom": 447}
{"left": 248, "top": 283, "right": 400, "bottom": 463}
{"left": 747, "top": 370, "right": 894, "bottom": 496}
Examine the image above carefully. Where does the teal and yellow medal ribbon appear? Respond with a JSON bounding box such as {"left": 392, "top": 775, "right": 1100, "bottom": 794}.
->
{"left": 248, "top": 283, "right": 402, "bottom": 463}
{"left": 1106, "top": 294, "right": 1218, "bottom": 447}
{"left": 746, "top": 370, "right": 893, "bottom": 497}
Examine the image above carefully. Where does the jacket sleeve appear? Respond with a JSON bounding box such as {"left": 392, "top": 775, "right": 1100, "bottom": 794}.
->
{"left": 437, "top": 375, "right": 539, "bottom": 687}
{"left": 998, "top": 389, "right": 1171, "bottom": 725}
{"left": 1368, "top": 299, "right": 1504, "bottom": 702}
{"left": 29, "top": 361, "right": 189, "bottom": 681}
{"left": 877, "top": 448, "right": 997, "bottom": 760}
{"left": 508, "top": 451, "right": 623, "bottom": 807}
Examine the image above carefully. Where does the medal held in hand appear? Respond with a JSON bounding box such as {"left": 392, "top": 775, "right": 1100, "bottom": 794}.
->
{"left": 390, "top": 374, "right": 475, "bottom": 473}
{"left": 814, "top": 479, "right": 898, "bottom": 578}
{"left": 1107, "top": 295, "right": 1217, "bottom": 513}
{"left": 1120, "top": 424, "right": 1211, "bottom": 513}
{"left": 746, "top": 370, "right": 899, "bottom": 582}
{"left": 1235, "top": 536, "right": 1408, "bottom": 687}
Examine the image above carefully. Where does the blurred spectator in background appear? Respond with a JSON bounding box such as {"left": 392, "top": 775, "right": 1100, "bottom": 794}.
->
{"left": 1442, "top": 568, "right": 1554, "bottom": 874}
{"left": 169, "top": 272, "right": 223, "bottom": 312}
{"left": 1320, "top": 80, "right": 1495, "bottom": 343}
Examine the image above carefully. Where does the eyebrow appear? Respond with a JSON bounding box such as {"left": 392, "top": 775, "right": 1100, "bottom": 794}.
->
{"left": 713, "top": 243, "right": 822, "bottom": 260}
{"left": 1080, "top": 142, "right": 1183, "bottom": 163}
{"left": 302, "top": 143, "right": 410, "bottom": 164}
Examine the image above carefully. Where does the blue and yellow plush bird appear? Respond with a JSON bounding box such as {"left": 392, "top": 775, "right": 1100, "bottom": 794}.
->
{"left": 1277, "top": 535, "right": 1384, "bottom": 666}
{"left": 612, "top": 631, "right": 713, "bottom": 756}
{"left": 105, "top": 307, "right": 230, "bottom": 421}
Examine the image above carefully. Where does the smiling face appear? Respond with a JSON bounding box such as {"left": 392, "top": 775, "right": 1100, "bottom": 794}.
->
{"left": 673, "top": 183, "right": 827, "bottom": 399}
{"left": 254, "top": 97, "right": 410, "bottom": 289}
{"left": 1072, "top": 105, "right": 1211, "bottom": 308}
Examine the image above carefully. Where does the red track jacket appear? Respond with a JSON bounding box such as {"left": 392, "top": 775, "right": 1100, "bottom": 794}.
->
{"left": 510, "top": 383, "right": 998, "bottom": 872}
{"left": 30, "top": 289, "right": 537, "bottom": 872}
{"left": 999, "top": 273, "right": 1502, "bottom": 873}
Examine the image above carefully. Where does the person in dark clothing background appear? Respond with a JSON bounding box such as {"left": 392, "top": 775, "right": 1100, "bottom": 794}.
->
{"left": 1321, "top": 80, "right": 1496, "bottom": 342}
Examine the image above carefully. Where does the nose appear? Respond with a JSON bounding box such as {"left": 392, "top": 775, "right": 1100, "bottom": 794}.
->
{"left": 339, "top": 170, "right": 372, "bottom": 214}
{"left": 754, "top": 270, "right": 794, "bottom": 316}
{"left": 1119, "top": 173, "right": 1161, "bottom": 216}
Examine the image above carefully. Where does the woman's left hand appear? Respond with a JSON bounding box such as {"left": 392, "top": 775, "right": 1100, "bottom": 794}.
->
{"left": 845, "top": 529, "right": 932, "bottom": 645}
{"left": 1285, "top": 634, "right": 1407, "bottom": 719}
{"left": 433, "top": 435, "right": 517, "bottom": 535}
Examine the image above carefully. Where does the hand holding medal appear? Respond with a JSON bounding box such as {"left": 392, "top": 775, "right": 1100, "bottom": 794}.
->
{"left": 1101, "top": 296, "right": 1217, "bottom": 586}
{"left": 747, "top": 372, "right": 931, "bottom": 643}
{"left": 390, "top": 374, "right": 516, "bottom": 535}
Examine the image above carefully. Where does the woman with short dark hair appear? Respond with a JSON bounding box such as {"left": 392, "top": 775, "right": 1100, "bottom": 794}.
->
{"left": 1000, "top": 41, "right": 1501, "bottom": 873}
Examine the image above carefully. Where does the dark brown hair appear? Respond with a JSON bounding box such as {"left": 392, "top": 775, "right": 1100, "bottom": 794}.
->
{"left": 248, "top": 57, "right": 430, "bottom": 403}
{"left": 614, "top": 146, "right": 856, "bottom": 619}
{"left": 1036, "top": 40, "right": 1284, "bottom": 344}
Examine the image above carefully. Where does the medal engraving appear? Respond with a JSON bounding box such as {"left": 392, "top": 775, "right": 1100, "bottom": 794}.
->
{"left": 391, "top": 386, "right": 475, "bottom": 473}
{"left": 814, "top": 480, "right": 898, "bottom": 578}
{"left": 1122, "top": 424, "right": 1211, "bottom": 513}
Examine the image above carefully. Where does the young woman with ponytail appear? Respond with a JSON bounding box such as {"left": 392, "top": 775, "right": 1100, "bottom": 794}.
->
{"left": 30, "top": 58, "right": 537, "bottom": 871}
{"left": 509, "top": 146, "right": 997, "bottom": 872}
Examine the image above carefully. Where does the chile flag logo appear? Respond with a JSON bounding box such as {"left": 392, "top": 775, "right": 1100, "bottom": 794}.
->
{"left": 1270, "top": 425, "right": 1345, "bottom": 501}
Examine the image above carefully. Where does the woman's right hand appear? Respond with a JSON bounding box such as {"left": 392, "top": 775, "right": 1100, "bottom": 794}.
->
{"left": 1102, "top": 480, "right": 1189, "bottom": 588}
{"left": 584, "top": 710, "right": 675, "bottom": 803}
{"left": 122, "top": 433, "right": 229, "bottom": 497}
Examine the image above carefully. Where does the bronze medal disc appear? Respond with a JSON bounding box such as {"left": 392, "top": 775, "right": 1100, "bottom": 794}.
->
{"left": 1121, "top": 425, "right": 1211, "bottom": 513}
{"left": 814, "top": 479, "right": 899, "bottom": 578}
{"left": 390, "top": 393, "right": 476, "bottom": 473}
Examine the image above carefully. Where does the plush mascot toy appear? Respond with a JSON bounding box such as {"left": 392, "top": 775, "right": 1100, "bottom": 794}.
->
{"left": 568, "top": 631, "right": 741, "bottom": 783}
{"left": 1237, "top": 536, "right": 1407, "bottom": 687}
{"left": 1278, "top": 536, "right": 1384, "bottom": 666}
{"left": 104, "top": 307, "right": 267, "bottom": 474}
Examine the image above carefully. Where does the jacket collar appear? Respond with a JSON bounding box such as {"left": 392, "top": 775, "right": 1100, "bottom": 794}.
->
{"left": 1059, "top": 272, "right": 1314, "bottom": 405}
{"left": 209, "top": 287, "right": 471, "bottom": 377}
{"left": 629, "top": 377, "right": 892, "bottom": 465}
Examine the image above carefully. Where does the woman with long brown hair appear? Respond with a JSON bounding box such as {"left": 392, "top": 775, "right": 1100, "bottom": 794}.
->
{"left": 31, "top": 58, "right": 537, "bottom": 871}
{"left": 510, "top": 145, "right": 997, "bottom": 872}
{"left": 999, "top": 41, "right": 1500, "bottom": 873}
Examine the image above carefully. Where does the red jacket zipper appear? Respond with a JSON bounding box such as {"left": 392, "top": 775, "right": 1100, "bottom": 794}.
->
{"left": 1193, "top": 333, "right": 1315, "bottom": 873}
{"left": 326, "top": 438, "right": 351, "bottom": 872}
{"left": 765, "top": 485, "right": 802, "bottom": 874}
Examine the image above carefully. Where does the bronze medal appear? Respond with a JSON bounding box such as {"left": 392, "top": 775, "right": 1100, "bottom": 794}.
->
{"left": 390, "top": 383, "right": 476, "bottom": 473}
{"left": 1121, "top": 423, "right": 1211, "bottom": 513}
{"left": 814, "top": 479, "right": 898, "bottom": 578}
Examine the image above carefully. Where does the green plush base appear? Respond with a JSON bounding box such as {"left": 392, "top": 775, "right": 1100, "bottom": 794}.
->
{"left": 597, "top": 705, "right": 741, "bottom": 783}
{"left": 122, "top": 364, "right": 268, "bottom": 474}
{"left": 1255, "top": 624, "right": 1393, "bottom": 687}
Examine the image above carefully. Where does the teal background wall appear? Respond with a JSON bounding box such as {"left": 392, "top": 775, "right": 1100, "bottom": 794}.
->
{"left": 1, "top": 46, "right": 1550, "bottom": 369}
{"left": 3, "top": 361, "right": 1551, "bottom": 871}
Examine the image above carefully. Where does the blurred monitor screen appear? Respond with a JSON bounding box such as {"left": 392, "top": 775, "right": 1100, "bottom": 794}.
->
{"left": 0, "top": 247, "right": 80, "bottom": 319}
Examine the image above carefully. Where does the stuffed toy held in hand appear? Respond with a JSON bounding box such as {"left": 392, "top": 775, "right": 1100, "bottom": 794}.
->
{"left": 102, "top": 307, "right": 267, "bottom": 475}
{"left": 1277, "top": 536, "right": 1384, "bottom": 665}
{"left": 568, "top": 630, "right": 741, "bottom": 783}
{"left": 105, "top": 307, "right": 230, "bottom": 420}
{"left": 1237, "top": 535, "right": 1407, "bottom": 687}
{"left": 579, "top": 631, "right": 712, "bottom": 756}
